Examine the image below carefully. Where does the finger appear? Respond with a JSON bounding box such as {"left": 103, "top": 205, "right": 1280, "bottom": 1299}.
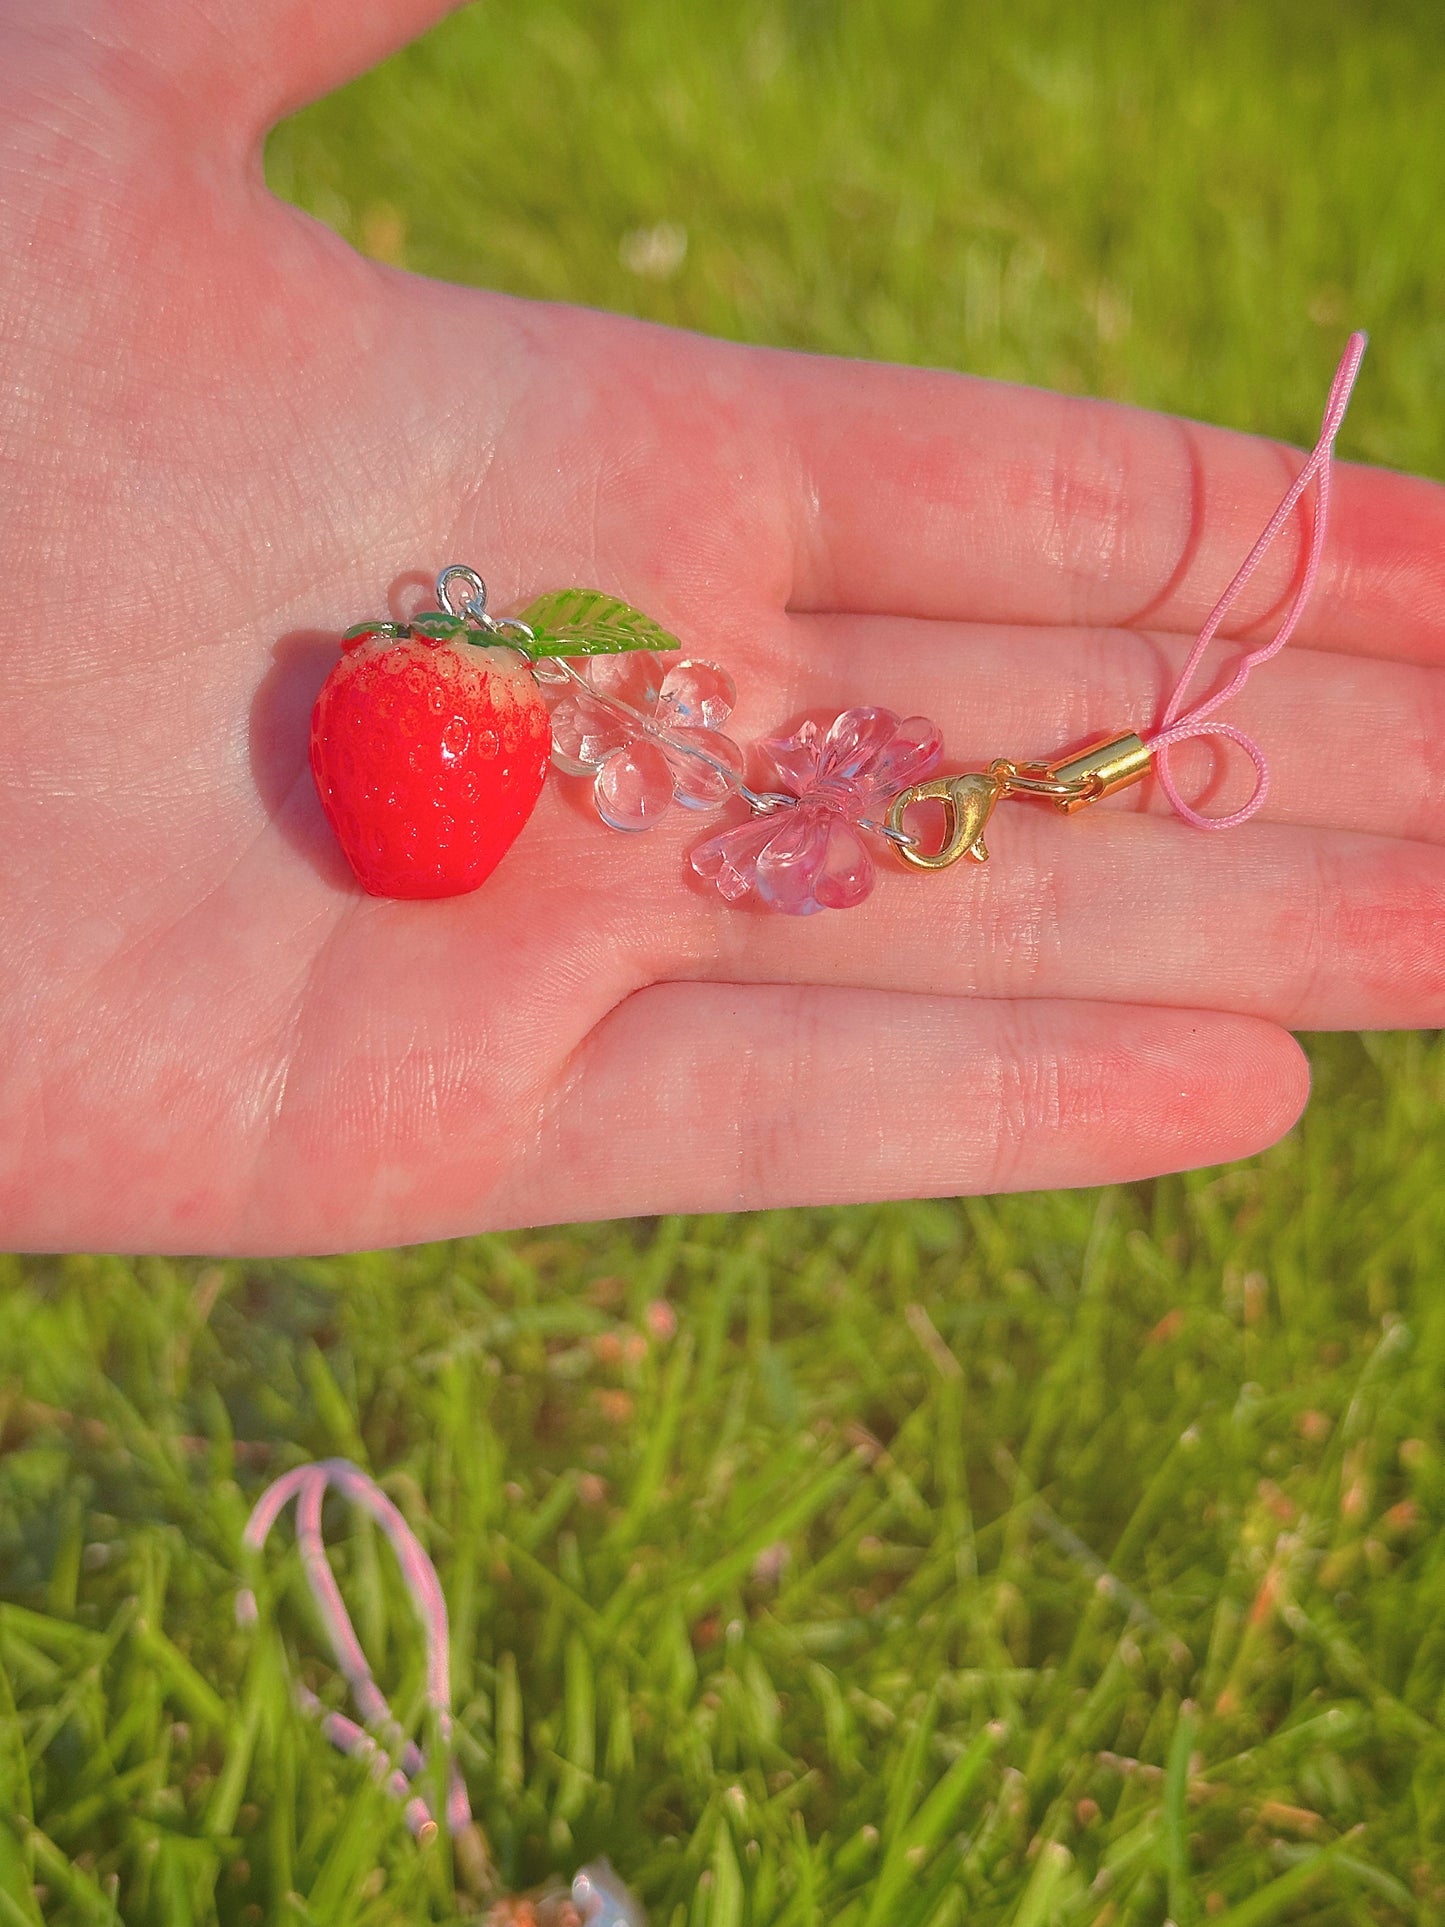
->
{"left": 769, "top": 349, "right": 1445, "bottom": 663}
{"left": 766, "top": 614, "right": 1445, "bottom": 846}
{"left": 508, "top": 987, "right": 1308, "bottom": 1220}
{"left": 677, "top": 812, "right": 1445, "bottom": 1034}
{"left": 104, "top": 0, "right": 465, "bottom": 137}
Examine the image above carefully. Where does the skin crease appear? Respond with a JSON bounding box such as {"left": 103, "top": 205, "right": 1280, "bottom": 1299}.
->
{"left": 1, "top": 0, "right": 1443, "bottom": 1256}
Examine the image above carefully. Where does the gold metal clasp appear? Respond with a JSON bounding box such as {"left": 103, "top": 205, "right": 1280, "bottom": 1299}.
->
{"left": 884, "top": 733, "right": 1153, "bottom": 872}
{"left": 1038, "top": 732, "right": 1152, "bottom": 814}
{"left": 886, "top": 770, "right": 1007, "bottom": 870}
{"left": 990, "top": 734, "right": 1153, "bottom": 814}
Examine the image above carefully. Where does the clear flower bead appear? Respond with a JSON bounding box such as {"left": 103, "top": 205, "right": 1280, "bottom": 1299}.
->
{"left": 588, "top": 651, "right": 664, "bottom": 710}
{"left": 666, "top": 726, "right": 745, "bottom": 809}
{"left": 658, "top": 660, "right": 736, "bottom": 731}
{"left": 548, "top": 690, "right": 630, "bottom": 776}
{"left": 594, "top": 742, "right": 676, "bottom": 831}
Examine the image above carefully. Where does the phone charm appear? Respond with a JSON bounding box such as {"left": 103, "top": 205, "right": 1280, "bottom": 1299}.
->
{"left": 310, "top": 334, "right": 1366, "bottom": 914}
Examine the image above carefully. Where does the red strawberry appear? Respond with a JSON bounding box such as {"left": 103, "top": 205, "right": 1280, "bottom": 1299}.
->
{"left": 310, "top": 627, "right": 551, "bottom": 899}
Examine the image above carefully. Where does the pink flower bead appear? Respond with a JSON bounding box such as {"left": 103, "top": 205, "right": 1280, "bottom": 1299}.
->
{"left": 691, "top": 707, "right": 943, "bottom": 914}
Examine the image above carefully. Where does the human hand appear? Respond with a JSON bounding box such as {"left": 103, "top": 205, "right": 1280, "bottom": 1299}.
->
{"left": 3, "top": 0, "right": 1442, "bottom": 1254}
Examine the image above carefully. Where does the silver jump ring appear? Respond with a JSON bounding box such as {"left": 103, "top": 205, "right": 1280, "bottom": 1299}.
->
{"left": 435, "top": 564, "right": 490, "bottom": 623}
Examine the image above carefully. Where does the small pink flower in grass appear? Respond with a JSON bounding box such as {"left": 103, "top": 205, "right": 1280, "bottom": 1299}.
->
{"left": 545, "top": 651, "right": 744, "bottom": 830}
{"left": 691, "top": 706, "right": 943, "bottom": 914}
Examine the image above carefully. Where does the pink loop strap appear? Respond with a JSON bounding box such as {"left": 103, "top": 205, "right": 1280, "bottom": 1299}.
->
{"left": 1144, "top": 331, "right": 1367, "bottom": 829}
{"left": 237, "top": 1458, "right": 471, "bottom": 1839}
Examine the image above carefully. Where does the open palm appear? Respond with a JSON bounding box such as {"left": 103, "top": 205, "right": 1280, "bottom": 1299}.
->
{"left": 3, "top": 0, "right": 1442, "bottom": 1254}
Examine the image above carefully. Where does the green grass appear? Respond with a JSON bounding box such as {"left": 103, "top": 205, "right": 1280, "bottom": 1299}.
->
{"left": 6, "top": 0, "right": 1445, "bottom": 1920}
{"left": 7, "top": 1037, "right": 1445, "bottom": 1920}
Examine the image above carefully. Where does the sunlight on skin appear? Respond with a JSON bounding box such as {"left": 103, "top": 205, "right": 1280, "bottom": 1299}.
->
{"left": 1, "top": 0, "right": 1443, "bottom": 1254}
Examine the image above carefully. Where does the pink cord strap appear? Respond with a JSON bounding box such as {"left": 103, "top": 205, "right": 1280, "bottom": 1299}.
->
{"left": 236, "top": 1458, "right": 471, "bottom": 1840}
{"left": 1144, "top": 331, "right": 1368, "bottom": 829}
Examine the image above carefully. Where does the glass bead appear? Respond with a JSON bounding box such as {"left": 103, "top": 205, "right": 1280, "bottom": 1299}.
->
{"left": 594, "top": 742, "right": 675, "bottom": 831}
{"left": 690, "top": 813, "right": 781, "bottom": 902}
{"left": 820, "top": 707, "right": 901, "bottom": 781}
{"left": 869, "top": 714, "right": 945, "bottom": 791}
{"left": 759, "top": 718, "right": 823, "bottom": 796}
{"left": 588, "top": 651, "right": 663, "bottom": 710}
{"left": 666, "top": 726, "right": 744, "bottom": 809}
{"left": 549, "top": 692, "right": 630, "bottom": 775}
{"left": 753, "top": 809, "right": 831, "bottom": 915}
{"left": 813, "top": 814, "right": 876, "bottom": 909}
{"left": 658, "top": 659, "right": 736, "bottom": 731}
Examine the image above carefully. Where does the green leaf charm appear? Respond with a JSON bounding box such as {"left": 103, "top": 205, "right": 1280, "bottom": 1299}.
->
{"left": 409, "top": 611, "right": 472, "bottom": 643}
{"left": 342, "top": 619, "right": 408, "bottom": 642}
{"left": 516, "top": 588, "right": 683, "bottom": 658}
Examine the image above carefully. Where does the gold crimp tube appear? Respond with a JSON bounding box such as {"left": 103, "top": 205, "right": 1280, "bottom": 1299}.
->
{"left": 1044, "top": 732, "right": 1153, "bottom": 814}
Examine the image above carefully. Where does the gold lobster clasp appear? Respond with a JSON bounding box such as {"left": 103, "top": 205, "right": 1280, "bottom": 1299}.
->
{"left": 885, "top": 770, "right": 1007, "bottom": 870}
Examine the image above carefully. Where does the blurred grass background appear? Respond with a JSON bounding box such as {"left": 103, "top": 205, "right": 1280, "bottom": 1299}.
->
{"left": 5, "top": 0, "right": 1445, "bottom": 1920}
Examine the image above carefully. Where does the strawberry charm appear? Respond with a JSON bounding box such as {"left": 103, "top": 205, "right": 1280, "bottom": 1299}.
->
{"left": 311, "top": 626, "right": 548, "bottom": 900}
{"left": 310, "top": 567, "right": 685, "bottom": 899}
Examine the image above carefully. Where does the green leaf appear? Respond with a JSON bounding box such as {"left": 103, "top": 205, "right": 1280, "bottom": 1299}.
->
{"left": 409, "top": 611, "right": 471, "bottom": 642}
{"left": 516, "top": 587, "right": 682, "bottom": 657}
{"left": 341, "top": 620, "right": 408, "bottom": 641}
